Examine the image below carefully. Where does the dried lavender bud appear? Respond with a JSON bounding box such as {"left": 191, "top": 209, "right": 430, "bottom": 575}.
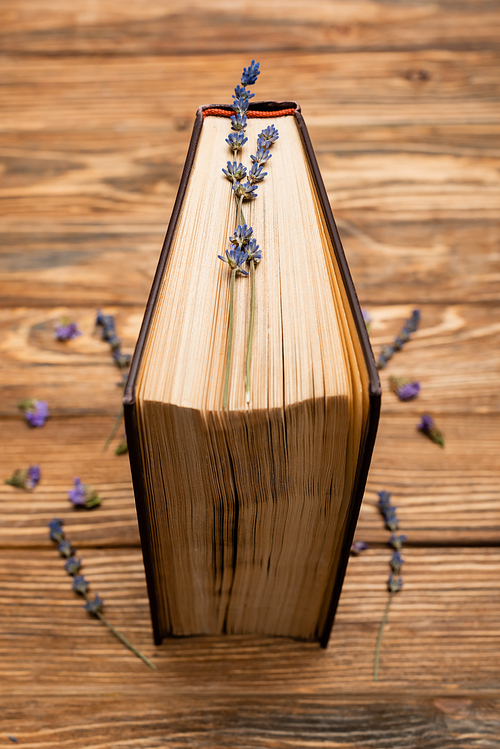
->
{"left": 226, "top": 132, "right": 248, "bottom": 152}
{"left": 246, "top": 238, "right": 261, "bottom": 264}
{"left": 58, "top": 539, "right": 73, "bottom": 558}
{"left": 241, "top": 59, "right": 260, "bottom": 86}
{"left": 232, "top": 180, "right": 258, "bottom": 200}
{"left": 68, "top": 477, "right": 102, "bottom": 509}
{"left": 230, "top": 113, "right": 247, "bottom": 132}
{"left": 233, "top": 84, "right": 254, "bottom": 102}
{"left": 72, "top": 575, "right": 89, "bottom": 595}
{"left": 258, "top": 124, "right": 279, "bottom": 145}
{"left": 248, "top": 163, "right": 268, "bottom": 184}
{"left": 229, "top": 224, "right": 253, "bottom": 248}
{"left": 390, "top": 533, "right": 407, "bottom": 550}
{"left": 84, "top": 593, "right": 104, "bottom": 615}
{"left": 388, "top": 574, "right": 403, "bottom": 593}
{"left": 389, "top": 376, "right": 421, "bottom": 401}
{"left": 250, "top": 147, "right": 272, "bottom": 167}
{"left": 55, "top": 320, "right": 81, "bottom": 341}
{"left": 417, "top": 414, "right": 445, "bottom": 447}
{"left": 351, "top": 540, "right": 369, "bottom": 555}
{"left": 64, "top": 557, "right": 82, "bottom": 575}
{"left": 5, "top": 464, "right": 41, "bottom": 492}
{"left": 222, "top": 161, "right": 247, "bottom": 182}
{"left": 390, "top": 551, "right": 405, "bottom": 573}
{"left": 48, "top": 518, "right": 64, "bottom": 543}
{"left": 18, "top": 399, "right": 49, "bottom": 428}
{"left": 218, "top": 248, "right": 249, "bottom": 276}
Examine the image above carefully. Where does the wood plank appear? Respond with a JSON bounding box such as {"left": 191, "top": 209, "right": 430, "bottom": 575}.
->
{"left": 0, "top": 412, "right": 498, "bottom": 549}
{"left": 0, "top": 0, "right": 499, "bottom": 56}
{"left": 0, "top": 548, "right": 499, "bottom": 691}
{"left": 0, "top": 691, "right": 499, "bottom": 749}
{"left": 1, "top": 51, "right": 500, "bottom": 134}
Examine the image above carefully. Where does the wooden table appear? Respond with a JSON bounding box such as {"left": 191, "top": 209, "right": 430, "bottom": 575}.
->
{"left": 1, "top": 2, "right": 499, "bottom": 746}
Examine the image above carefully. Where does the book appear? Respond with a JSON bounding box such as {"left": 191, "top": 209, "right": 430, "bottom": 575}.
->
{"left": 124, "top": 100, "right": 380, "bottom": 647}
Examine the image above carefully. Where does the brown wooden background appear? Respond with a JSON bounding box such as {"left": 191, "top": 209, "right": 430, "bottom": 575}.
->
{"left": 1, "top": 1, "right": 500, "bottom": 746}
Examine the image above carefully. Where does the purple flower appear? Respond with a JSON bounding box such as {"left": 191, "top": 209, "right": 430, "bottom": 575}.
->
{"left": 388, "top": 574, "right": 403, "bottom": 593}
{"left": 377, "top": 309, "right": 420, "bottom": 369}
{"left": 19, "top": 400, "right": 49, "bottom": 428}
{"left": 241, "top": 60, "right": 260, "bottom": 87}
{"left": 58, "top": 539, "right": 73, "bottom": 558}
{"left": 418, "top": 414, "right": 445, "bottom": 447}
{"left": 72, "top": 575, "right": 89, "bottom": 595}
{"left": 258, "top": 124, "right": 279, "bottom": 145}
{"left": 230, "top": 113, "right": 247, "bottom": 132}
{"left": 229, "top": 224, "right": 253, "bottom": 248}
{"left": 350, "top": 540, "right": 369, "bottom": 555}
{"left": 5, "top": 464, "right": 41, "bottom": 492}
{"left": 55, "top": 321, "right": 81, "bottom": 341}
{"left": 390, "top": 533, "right": 407, "bottom": 550}
{"left": 246, "top": 238, "right": 261, "bottom": 264}
{"left": 84, "top": 593, "right": 104, "bottom": 615}
{"left": 377, "top": 490, "right": 392, "bottom": 511}
{"left": 48, "top": 518, "right": 64, "bottom": 542}
{"left": 233, "top": 84, "right": 254, "bottom": 102}
{"left": 232, "top": 180, "right": 258, "bottom": 200}
{"left": 218, "top": 248, "right": 249, "bottom": 276}
{"left": 26, "top": 465, "right": 41, "bottom": 490}
{"left": 222, "top": 161, "right": 247, "bottom": 183}
{"left": 226, "top": 132, "right": 248, "bottom": 152}
{"left": 250, "top": 147, "right": 272, "bottom": 167}
{"left": 390, "top": 551, "right": 405, "bottom": 573}
{"left": 68, "top": 477, "right": 102, "bottom": 509}
{"left": 64, "top": 557, "right": 82, "bottom": 575}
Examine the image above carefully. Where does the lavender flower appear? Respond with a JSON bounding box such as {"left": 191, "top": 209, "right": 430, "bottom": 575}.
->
{"left": 258, "top": 124, "right": 279, "bottom": 145}
{"left": 84, "top": 593, "right": 104, "bottom": 615}
{"left": 230, "top": 113, "right": 247, "bottom": 132}
{"left": 389, "top": 376, "right": 421, "bottom": 401}
{"left": 417, "top": 414, "right": 445, "bottom": 447}
{"left": 374, "top": 491, "right": 406, "bottom": 681}
{"left": 241, "top": 59, "right": 260, "bottom": 86}
{"left": 248, "top": 163, "right": 268, "bottom": 183}
{"left": 226, "top": 132, "right": 248, "bottom": 152}
{"left": 250, "top": 147, "right": 272, "bottom": 167}
{"left": 377, "top": 309, "right": 420, "bottom": 369}
{"left": 112, "top": 349, "right": 131, "bottom": 368}
{"left": 64, "top": 557, "right": 82, "bottom": 575}
{"left": 5, "top": 464, "right": 41, "bottom": 492}
{"left": 232, "top": 180, "right": 258, "bottom": 200}
{"left": 55, "top": 319, "right": 81, "bottom": 341}
{"left": 72, "top": 575, "right": 89, "bottom": 595}
{"left": 48, "top": 518, "right": 64, "bottom": 543}
{"left": 229, "top": 224, "right": 253, "bottom": 248}
{"left": 233, "top": 84, "right": 254, "bottom": 102}
{"left": 388, "top": 574, "right": 404, "bottom": 593}
{"left": 390, "top": 551, "right": 405, "bottom": 573}
{"left": 218, "top": 248, "right": 249, "bottom": 276}
{"left": 222, "top": 161, "right": 247, "bottom": 183}
{"left": 19, "top": 399, "right": 49, "bottom": 428}
{"left": 47, "top": 518, "right": 156, "bottom": 669}
{"left": 58, "top": 539, "right": 73, "bottom": 558}
{"left": 350, "top": 540, "right": 369, "bottom": 555}
{"left": 231, "top": 97, "right": 250, "bottom": 116}
{"left": 246, "top": 238, "right": 261, "bottom": 263}
{"left": 68, "top": 477, "right": 102, "bottom": 509}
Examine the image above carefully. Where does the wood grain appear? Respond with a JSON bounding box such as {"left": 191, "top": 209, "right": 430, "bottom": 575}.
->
{"left": 1, "top": 548, "right": 499, "bottom": 690}
{"left": 1, "top": 0, "right": 499, "bottom": 742}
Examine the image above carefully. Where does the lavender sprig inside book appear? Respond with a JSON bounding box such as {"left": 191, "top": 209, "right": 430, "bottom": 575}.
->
{"left": 219, "top": 60, "right": 279, "bottom": 408}
{"left": 47, "top": 518, "right": 156, "bottom": 670}
{"left": 373, "top": 490, "right": 406, "bottom": 681}
{"left": 377, "top": 309, "right": 420, "bottom": 370}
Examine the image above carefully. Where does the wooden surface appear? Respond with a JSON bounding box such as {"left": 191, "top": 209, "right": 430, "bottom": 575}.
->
{"left": 1, "top": 1, "right": 499, "bottom": 746}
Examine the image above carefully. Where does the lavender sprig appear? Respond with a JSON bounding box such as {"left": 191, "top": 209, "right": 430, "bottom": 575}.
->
{"left": 373, "top": 490, "right": 406, "bottom": 681}
{"left": 5, "top": 465, "right": 40, "bottom": 492}
{"left": 417, "top": 414, "right": 445, "bottom": 447}
{"left": 18, "top": 399, "right": 49, "bottom": 428}
{"left": 377, "top": 309, "right": 420, "bottom": 369}
{"left": 389, "top": 376, "right": 421, "bottom": 401}
{"left": 219, "top": 62, "right": 279, "bottom": 409}
{"left": 55, "top": 319, "right": 81, "bottom": 341}
{"left": 68, "top": 477, "right": 102, "bottom": 509}
{"left": 96, "top": 310, "right": 130, "bottom": 454}
{"left": 47, "top": 518, "right": 156, "bottom": 670}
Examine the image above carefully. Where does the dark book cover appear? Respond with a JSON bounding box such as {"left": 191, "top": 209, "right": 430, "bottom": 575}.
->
{"left": 124, "top": 101, "right": 381, "bottom": 647}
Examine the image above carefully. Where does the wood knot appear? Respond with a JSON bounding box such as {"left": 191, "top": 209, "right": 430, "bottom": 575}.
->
{"left": 405, "top": 68, "right": 431, "bottom": 82}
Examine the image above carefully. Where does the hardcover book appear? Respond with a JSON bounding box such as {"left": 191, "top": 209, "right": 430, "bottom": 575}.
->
{"left": 124, "top": 100, "right": 380, "bottom": 647}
